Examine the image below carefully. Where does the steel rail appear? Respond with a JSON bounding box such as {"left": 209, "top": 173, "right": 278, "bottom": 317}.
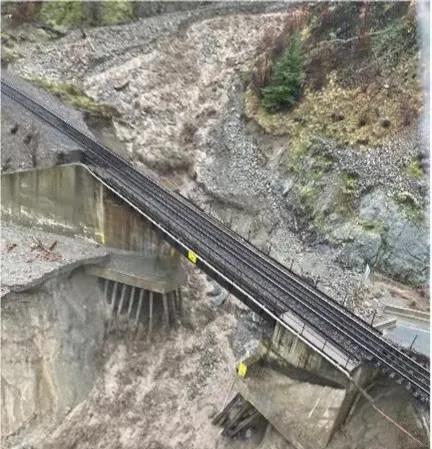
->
{"left": 82, "top": 151, "right": 429, "bottom": 393}
{"left": 2, "top": 79, "right": 428, "bottom": 394}
{"left": 2, "top": 79, "right": 429, "bottom": 401}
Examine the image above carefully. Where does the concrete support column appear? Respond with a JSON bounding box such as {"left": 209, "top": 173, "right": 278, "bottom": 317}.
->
{"left": 103, "top": 278, "right": 110, "bottom": 300}
{"left": 135, "top": 288, "right": 144, "bottom": 328}
{"left": 110, "top": 282, "right": 119, "bottom": 317}
{"left": 127, "top": 287, "right": 135, "bottom": 321}
{"left": 117, "top": 284, "right": 127, "bottom": 318}
{"left": 176, "top": 288, "right": 183, "bottom": 316}
{"left": 162, "top": 293, "right": 169, "bottom": 326}
{"left": 168, "top": 291, "right": 177, "bottom": 328}
{"left": 147, "top": 291, "right": 154, "bottom": 341}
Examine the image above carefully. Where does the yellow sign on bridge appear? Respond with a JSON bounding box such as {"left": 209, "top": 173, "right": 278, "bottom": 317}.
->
{"left": 188, "top": 250, "right": 198, "bottom": 264}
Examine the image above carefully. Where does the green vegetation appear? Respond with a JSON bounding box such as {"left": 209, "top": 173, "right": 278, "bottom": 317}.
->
{"left": 246, "top": 2, "right": 420, "bottom": 148}
{"left": 394, "top": 191, "right": 424, "bottom": 222}
{"left": 1, "top": 32, "right": 22, "bottom": 63}
{"left": 99, "top": 1, "right": 133, "bottom": 26}
{"left": 261, "top": 33, "right": 304, "bottom": 112}
{"left": 38, "top": 1, "right": 134, "bottom": 30}
{"left": 38, "top": 1, "right": 85, "bottom": 29}
{"left": 1, "top": 46, "right": 21, "bottom": 64}
{"left": 342, "top": 172, "right": 357, "bottom": 195}
{"left": 26, "top": 77, "right": 119, "bottom": 119}
{"left": 407, "top": 159, "right": 424, "bottom": 179}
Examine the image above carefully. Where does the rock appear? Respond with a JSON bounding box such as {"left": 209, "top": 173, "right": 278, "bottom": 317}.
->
{"left": 282, "top": 179, "right": 294, "bottom": 196}
{"left": 207, "top": 285, "right": 222, "bottom": 297}
{"left": 211, "top": 291, "right": 229, "bottom": 306}
{"left": 331, "top": 110, "right": 345, "bottom": 122}
{"left": 356, "top": 138, "right": 369, "bottom": 145}
{"left": 359, "top": 189, "right": 428, "bottom": 285}
{"left": 380, "top": 117, "right": 391, "bottom": 128}
{"left": 12, "top": 444, "right": 34, "bottom": 449}
{"left": 245, "top": 428, "right": 253, "bottom": 439}
{"left": 113, "top": 79, "right": 130, "bottom": 91}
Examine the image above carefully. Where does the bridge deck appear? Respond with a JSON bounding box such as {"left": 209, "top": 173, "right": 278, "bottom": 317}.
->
{"left": 1, "top": 78, "right": 428, "bottom": 404}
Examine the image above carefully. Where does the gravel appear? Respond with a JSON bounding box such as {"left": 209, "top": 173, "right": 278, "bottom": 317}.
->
{"left": 1, "top": 225, "right": 108, "bottom": 293}
{"left": 11, "top": 2, "right": 293, "bottom": 83}
{"left": 1, "top": 72, "right": 92, "bottom": 172}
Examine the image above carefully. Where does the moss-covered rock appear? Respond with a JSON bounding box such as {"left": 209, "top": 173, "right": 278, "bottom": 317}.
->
{"left": 1, "top": 45, "right": 22, "bottom": 64}
{"left": 1, "top": 31, "right": 22, "bottom": 64}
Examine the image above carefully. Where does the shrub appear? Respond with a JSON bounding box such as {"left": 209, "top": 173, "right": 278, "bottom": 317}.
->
{"left": 261, "top": 33, "right": 304, "bottom": 112}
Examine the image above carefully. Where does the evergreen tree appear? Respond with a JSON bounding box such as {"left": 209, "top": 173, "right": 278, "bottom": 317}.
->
{"left": 261, "top": 33, "right": 304, "bottom": 112}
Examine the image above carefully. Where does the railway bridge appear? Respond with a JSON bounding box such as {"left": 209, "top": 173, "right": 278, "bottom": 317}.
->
{"left": 1, "top": 79, "right": 429, "bottom": 415}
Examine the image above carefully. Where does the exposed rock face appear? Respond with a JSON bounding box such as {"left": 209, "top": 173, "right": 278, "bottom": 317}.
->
{"left": 335, "top": 190, "right": 429, "bottom": 285}
{"left": 1, "top": 269, "right": 106, "bottom": 447}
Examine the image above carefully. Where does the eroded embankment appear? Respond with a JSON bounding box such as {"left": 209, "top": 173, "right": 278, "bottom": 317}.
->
{"left": 1, "top": 268, "right": 107, "bottom": 447}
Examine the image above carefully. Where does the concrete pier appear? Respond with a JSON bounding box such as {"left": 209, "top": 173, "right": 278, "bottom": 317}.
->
{"left": 216, "top": 319, "right": 379, "bottom": 449}
{"left": 100, "top": 278, "right": 183, "bottom": 336}
{"left": 85, "top": 251, "right": 185, "bottom": 336}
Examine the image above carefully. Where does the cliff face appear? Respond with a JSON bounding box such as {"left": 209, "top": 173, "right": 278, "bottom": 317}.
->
{"left": 1, "top": 269, "right": 106, "bottom": 446}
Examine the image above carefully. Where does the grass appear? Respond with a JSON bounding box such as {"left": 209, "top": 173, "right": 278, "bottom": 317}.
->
{"left": 38, "top": 1, "right": 85, "bottom": 29}
{"left": 245, "top": 3, "right": 420, "bottom": 151}
{"left": 394, "top": 191, "right": 424, "bottom": 222}
{"left": 407, "top": 159, "right": 424, "bottom": 179}
{"left": 246, "top": 63, "right": 421, "bottom": 148}
{"left": 25, "top": 77, "right": 119, "bottom": 119}
{"left": 38, "top": 1, "right": 134, "bottom": 29}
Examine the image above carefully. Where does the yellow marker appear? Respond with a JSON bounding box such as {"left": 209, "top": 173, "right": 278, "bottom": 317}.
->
{"left": 188, "top": 250, "right": 198, "bottom": 264}
{"left": 238, "top": 362, "right": 248, "bottom": 378}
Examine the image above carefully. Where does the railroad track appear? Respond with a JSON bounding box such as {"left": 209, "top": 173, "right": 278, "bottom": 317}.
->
{"left": 2, "top": 79, "right": 429, "bottom": 404}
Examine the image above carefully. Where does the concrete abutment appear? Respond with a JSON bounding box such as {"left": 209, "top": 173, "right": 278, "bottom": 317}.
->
{"left": 1, "top": 163, "right": 187, "bottom": 445}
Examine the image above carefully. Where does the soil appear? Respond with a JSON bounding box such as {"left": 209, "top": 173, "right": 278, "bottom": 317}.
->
{"left": 29, "top": 269, "right": 284, "bottom": 449}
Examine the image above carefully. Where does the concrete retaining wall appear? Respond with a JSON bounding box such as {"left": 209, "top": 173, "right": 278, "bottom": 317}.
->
{"left": 270, "top": 322, "right": 348, "bottom": 387}
{"left": 1, "top": 163, "right": 175, "bottom": 256}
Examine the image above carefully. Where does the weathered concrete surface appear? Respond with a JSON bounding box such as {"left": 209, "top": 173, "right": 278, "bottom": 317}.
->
{"left": 233, "top": 319, "right": 428, "bottom": 449}
{"left": 231, "top": 322, "right": 377, "bottom": 449}
{"left": 1, "top": 268, "right": 107, "bottom": 447}
{"left": 1, "top": 163, "right": 172, "bottom": 255}
{"left": 1, "top": 224, "right": 108, "bottom": 294}
{"left": 85, "top": 252, "right": 184, "bottom": 294}
{"left": 331, "top": 381, "right": 430, "bottom": 449}
{"left": 270, "top": 318, "right": 350, "bottom": 388}
{"left": 232, "top": 322, "right": 351, "bottom": 449}
{"left": 235, "top": 364, "right": 346, "bottom": 449}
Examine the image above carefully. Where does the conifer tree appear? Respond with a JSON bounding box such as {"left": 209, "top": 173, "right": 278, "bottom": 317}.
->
{"left": 262, "top": 33, "right": 304, "bottom": 111}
